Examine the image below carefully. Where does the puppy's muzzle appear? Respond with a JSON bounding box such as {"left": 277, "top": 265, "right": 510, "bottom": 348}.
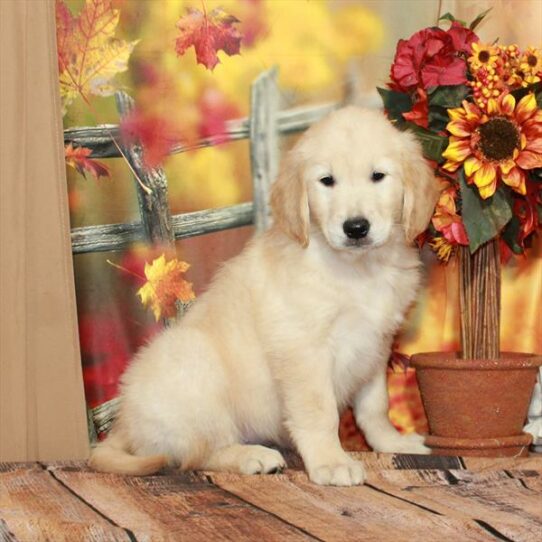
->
{"left": 343, "top": 217, "right": 370, "bottom": 240}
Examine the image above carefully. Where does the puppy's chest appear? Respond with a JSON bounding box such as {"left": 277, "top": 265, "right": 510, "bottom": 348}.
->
{"left": 329, "top": 266, "right": 418, "bottom": 380}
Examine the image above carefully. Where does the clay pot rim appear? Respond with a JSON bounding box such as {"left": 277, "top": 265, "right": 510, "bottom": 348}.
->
{"left": 425, "top": 433, "right": 532, "bottom": 449}
{"left": 410, "top": 351, "right": 542, "bottom": 370}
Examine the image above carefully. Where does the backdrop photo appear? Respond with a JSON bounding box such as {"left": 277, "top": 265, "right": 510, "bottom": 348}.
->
{"left": 54, "top": 0, "right": 541, "bottom": 450}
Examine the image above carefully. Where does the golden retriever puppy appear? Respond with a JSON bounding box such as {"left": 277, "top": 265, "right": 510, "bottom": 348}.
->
{"left": 90, "top": 107, "right": 439, "bottom": 486}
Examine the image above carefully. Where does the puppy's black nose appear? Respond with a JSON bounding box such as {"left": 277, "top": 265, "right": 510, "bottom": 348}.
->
{"left": 343, "top": 217, "right": 370, "bottom": 239}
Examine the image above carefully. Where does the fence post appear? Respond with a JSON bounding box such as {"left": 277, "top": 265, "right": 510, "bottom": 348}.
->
{"left": 115, "top": 91, "right": 175, "bottom": 248}
{"left": 249, "top": 67, "right": 280, "bottom": 232}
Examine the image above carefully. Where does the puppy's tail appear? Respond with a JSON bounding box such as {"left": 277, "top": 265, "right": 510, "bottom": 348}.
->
{"left": 89, "top": 431, "right": 168, "bottom": 476}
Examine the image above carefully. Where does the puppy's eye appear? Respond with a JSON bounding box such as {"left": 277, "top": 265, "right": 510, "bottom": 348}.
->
{"left": 319, "top": 175, "right": 335, "bottom": 187}
{"left": 371, "top": 171, "right": 386, "bottom": 182}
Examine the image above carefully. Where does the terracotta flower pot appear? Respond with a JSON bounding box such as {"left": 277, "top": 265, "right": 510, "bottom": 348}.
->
{"left": 410, "top": 351, "right": 542, "bottom": 457}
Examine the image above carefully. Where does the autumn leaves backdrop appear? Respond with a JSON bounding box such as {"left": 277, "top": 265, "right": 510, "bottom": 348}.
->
{"left": 58, "top": 0, "right": 542, "bottom": 441}
{"left": 59, "top": 0, "right": 385, "bottom": 419}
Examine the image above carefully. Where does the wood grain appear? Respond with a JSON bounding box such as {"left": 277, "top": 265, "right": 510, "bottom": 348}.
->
{"left": 0, "top": 463, "right": 128, "bottom": 541}
{"left": 208, "top": 470, "right": 492, "bottom": 542}
{"left": 115, "top": 91, "right": 175, "bottom": 249}
{"left": 370, "top": 468, "right": 542, "bottom": 541}
{"left": 250, "top": 67, "right": 280, "bottom": 232}
{"left": 51, "top": 464, "right": 314, "bottom": 541}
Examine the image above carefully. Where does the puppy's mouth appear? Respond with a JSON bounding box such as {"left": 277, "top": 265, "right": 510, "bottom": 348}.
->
{"left": 343, "top": 237, "right": 374, "bottom": 249}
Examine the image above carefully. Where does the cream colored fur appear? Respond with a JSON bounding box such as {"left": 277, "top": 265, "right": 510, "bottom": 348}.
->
{"left": 90, "top": 107, "right": 439, "bottom": 486}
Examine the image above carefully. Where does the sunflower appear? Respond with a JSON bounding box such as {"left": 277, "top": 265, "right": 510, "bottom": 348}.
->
{"left": 468, "top": 42, "right": 499, "bottom": 71}
{"left": 518, "top": 46, "right": 542, "bottom": 86}
{"left": 442, "top": 93, "right": 542, "bottom": 199}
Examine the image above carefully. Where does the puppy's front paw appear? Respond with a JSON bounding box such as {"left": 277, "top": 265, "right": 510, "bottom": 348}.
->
{"left": 308, "top": 458, "right": 365, "bottom": 486}
{"left": 373, "top": 432, "right": 431, "bottom": 455}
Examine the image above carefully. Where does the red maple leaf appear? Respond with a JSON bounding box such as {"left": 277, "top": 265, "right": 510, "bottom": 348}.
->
{"left": 198, "top": 88, "right": 240, "bottom": 144}
{"left": 65, "top": 143, "right": 110, "bottom": 180}
{"left": 120, "top": 110, "right": 184, "bottom": 169}
{"left": 175, "top": 6, "right": 242, "bottom": 70}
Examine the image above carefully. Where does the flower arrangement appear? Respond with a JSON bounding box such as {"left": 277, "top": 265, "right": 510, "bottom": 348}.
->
{"left": 379, "top": 11, "right": 542, "bottom": 456}
{"left": 379, "top": 11, "right": 541, "bottom": 264}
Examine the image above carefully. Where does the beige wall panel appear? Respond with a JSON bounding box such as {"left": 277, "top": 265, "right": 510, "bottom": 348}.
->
{"left": 0, "top": 0, "right": 89, "bottom": 460}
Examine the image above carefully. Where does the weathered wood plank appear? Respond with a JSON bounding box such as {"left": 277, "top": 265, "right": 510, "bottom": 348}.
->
{"left": 64, "top": 101, "right": 343, "bottom": 158}
{"left": 0, "top": 519, "right": 18, "bottom": 542}
{"left": 51, "top": 464, "right": 314, "bottom": 541}
{"left": 370, "top": 468, "right": 542, "bottom": 542}
{"left": 0, "top": 463, "right": 129, "bottom": 541}
{"left": 208, "top": 470, "right": 492, "bottom": 542}
{"left": 71, "top": 202, "right": 254, "bottom": 254}
{"left": 115, "top": 91, "right": 175, "bottom": 247}
{"left": 250, "top": 67, "right": 280, "bottom": 231}
{"left": 464, "top": 455, "right": 542, "bottom": 472}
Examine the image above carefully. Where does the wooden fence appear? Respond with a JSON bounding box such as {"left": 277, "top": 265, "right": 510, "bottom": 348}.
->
{"left": 65, "top": 67, "right": 380, "bottom": 439}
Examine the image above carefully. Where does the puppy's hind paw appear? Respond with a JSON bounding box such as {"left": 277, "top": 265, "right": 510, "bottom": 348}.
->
{"left": 240, "top": 447, "right": 287, "bottom": 475}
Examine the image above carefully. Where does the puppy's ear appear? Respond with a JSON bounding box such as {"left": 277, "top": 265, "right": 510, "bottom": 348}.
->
{"left": 270, "top": 150, "right": 310, "bottom": 247}
{"left": 400, "top": 133, "right": 440, "bottom": 244}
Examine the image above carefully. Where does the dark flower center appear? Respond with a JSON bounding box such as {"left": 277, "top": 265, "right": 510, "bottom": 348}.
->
{"left": 478, "top": 50, "right": 490, "bottom": 63}
{"left": 478, "top": 118, "right": 520, "bottom": 161}
{"left": 527, "top": 54, "right": 538, "bottom": 67}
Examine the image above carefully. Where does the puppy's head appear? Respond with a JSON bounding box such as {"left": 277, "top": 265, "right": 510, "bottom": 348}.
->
{"left": 270, "top": 107, "right": 439, "bottom": 251}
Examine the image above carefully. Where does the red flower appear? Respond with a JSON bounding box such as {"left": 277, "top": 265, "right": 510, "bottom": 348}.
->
{"left": 403, "top": 88, "right": 429, "bottom": 128}
{"left": 447, "top": 21, "right": 479, "bottom": 55}
{"left": 391, "top": 24, "right": 478, "bottom": 91}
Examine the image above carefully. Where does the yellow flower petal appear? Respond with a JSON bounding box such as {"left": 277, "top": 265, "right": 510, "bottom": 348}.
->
{"left": 442, "top": 139, "right": 472, "bottom": 163}
{"left": 487, "top": 98, "right": 498, "bottom": 115}
{"left": 478, "top": 179, "right": 497, "bottom": 199}
{"left": 463, "top": 101, "right": 482, "bottom": 122}
{"left": 442, "top": 160, "right": 462, "bottom": 172}
{"left": 447, "top": 120, "right": 471, "bottom": 137}
{"left": 516, "top": 93, "right": 537, "bottom": 124}
{"left": 473, "top": 162, "right": 497, "bottom": 188}
{"left": 464, "top": 156, "right": 483, "bottom": 177}
{"left": 502, "top": 167, "right": 525, "bottom": 194}
{"left": 499, "top": 159, "right": 515, "bottom": 175}
{"left": 448, "top": 107, "right": 466, "bottom": 122}
{"left": 500, "top": 93, "right": 516, "bottom": 116}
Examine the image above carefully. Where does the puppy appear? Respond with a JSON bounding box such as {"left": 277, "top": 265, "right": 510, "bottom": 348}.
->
{"left": 90, "top": 107, "right": 439, "bottom": 486}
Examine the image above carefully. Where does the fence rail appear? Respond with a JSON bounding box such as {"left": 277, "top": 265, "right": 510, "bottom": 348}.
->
{"left": 64, "top": 102, "right": 337, "bottom": 158}
{"left": 71, "top": 202, "right": 254, "bottom": 253}
{"left": 63, "top": 92, "right": 383, "bottom": 159}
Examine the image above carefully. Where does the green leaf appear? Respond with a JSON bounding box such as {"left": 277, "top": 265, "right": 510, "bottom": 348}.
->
{"left": 459, "top": 171, "right": 513, "bottom": 253}
{"left": 501, "top": 216, "right": 523, "bottom": 255}
{"left": 428, "top": 106, "right": 450, "bottom": 132}
{"left": 428, "top": 85, "right": 470, "bottom": 108}
{"left": 469, "top": 8, "right": 492, "bottom": 31}
{"left": 439, "top": 12, "right": 467, "bottom": 26}
{"left": 404, "top": 122, "right": 449, "bottom": 163}
{"left": 536, "top": 91, "right": 542, "bottom": 109}
{"left": 377, "top": 87, "right": 412, "bottom": 123}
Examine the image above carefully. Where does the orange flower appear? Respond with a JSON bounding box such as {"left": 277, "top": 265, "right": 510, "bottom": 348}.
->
{"left": 442, "top": 93, "right": 542, "bottom": 199}
{"left": 432, "top": 184, "right": 469, "bottom": 245}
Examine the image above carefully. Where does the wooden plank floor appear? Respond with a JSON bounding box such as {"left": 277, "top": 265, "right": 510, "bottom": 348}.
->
{"left": 1, "top": 452, "right": 541, "bottom": 542}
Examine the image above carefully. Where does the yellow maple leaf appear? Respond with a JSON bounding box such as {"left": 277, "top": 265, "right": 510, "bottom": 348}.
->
{"left": 56, "top": 0, "right": 138, "bottom": 114}
{"left": 137, "top": 254, "right": 195, "bottom": 321}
